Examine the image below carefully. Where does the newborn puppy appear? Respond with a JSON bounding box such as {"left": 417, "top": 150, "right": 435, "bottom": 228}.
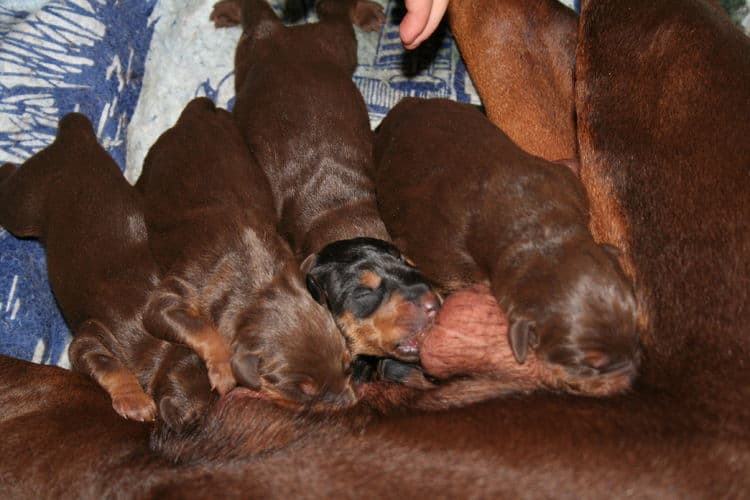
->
{"left": 136, "top": 98, "right": 355, "bottom": 416}
{"left": 374, "top": 98, "right": 641, "bottom": 396}
{"left": 0, "top": 114, "right": 162, "bottom": 421}
{"left": 210, "top": 0, "right": 439, "bottom": 362}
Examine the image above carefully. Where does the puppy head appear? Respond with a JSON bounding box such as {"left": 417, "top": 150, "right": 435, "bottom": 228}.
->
{"left": 302, "top": 237, "right": 440, "bottom": 362}
{"left": 505, "top": 243, "right": 641, "bottom": 392}
{"left": 230, "top": 269, "right": 356, "bottom": 411}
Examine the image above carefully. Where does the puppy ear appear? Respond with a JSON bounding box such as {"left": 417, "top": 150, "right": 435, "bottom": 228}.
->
{"left": 300, "top": 253, "right": 329, "bottom": 305}
{"left": 508, "top": 319, "right": 537, "bottom": 364}
{"left": 300, "top": 253, "right": 318, "bottom": 274}
{"left": 231, "top": 353, "right": 262, "bottom": 391}
{"left": 305, "top": 274, "right": 328, "bottom": 306}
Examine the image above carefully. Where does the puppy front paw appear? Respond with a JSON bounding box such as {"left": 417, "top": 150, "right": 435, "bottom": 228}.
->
{"left": 158, "top": 395, "right": 209, "bottom": 431}
{"left": 352, "top": 0, "right": 385, "bottom": 32}
{"left": 210, "top": 0, "right": 241, "bottom": 28}
{"left": 207, "top": 359, "right": 237, "bottom": 395}
{"left": 112, "top": 389, "right": 157, "bottom": 422}
{"left": 377, "top": 358, "right": 436, "bottom": 390}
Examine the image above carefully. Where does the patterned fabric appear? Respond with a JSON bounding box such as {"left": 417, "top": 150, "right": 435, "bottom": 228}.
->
{"left": 0, "top": 0, "right": 745, "bottom": 367}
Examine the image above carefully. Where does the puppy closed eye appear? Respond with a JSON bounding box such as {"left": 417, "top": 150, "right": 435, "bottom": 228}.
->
{"left": 350, "top": 286, "right": 384, "bottom": 316}
{"left": 352, "top": 286, "right": 377, "bottom": 300}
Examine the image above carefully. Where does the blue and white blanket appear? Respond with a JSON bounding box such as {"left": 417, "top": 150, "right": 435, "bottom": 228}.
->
{"left": 1, "top": 0, "right": 745, "bottom": 367}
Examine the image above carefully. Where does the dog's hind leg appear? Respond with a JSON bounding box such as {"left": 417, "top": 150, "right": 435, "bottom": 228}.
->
{"left": 211, "top": 0, "right": 283, "bottom": 33}
{"left": 69, "top": 320, "right": 157, "bottom": 422}
{"left": 316, "top": 0, "right": 385, "bottom": 32}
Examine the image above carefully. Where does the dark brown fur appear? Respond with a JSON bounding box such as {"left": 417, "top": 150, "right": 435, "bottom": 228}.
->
{"left": 211, "top": 0, "right": 438, "bottom": 361}
{"left": 136, "top": 98, "right": 355, "bottom": 419}
{"left": 374, "top": 97, "right": 641, "bottom": 396}
{"left": 0, "top": 114, "right": 219, "bottom": 424}
{"left": 1, "top": 0, "right": 748, "bottom": 497}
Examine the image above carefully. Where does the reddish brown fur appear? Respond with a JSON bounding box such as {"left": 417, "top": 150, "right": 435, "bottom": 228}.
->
{"left": 136, "top": 98, "right": 355, "bottom": 418}
{"left": 448, "top": 0, "right": 578, "bottom": 161}
{"left": 1, "top": 0, "right": 749, "bottom": 496}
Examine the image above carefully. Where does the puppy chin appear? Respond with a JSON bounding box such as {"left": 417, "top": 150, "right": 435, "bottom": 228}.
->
{"left": 394, "top": 337, "right": 420, "bottom": 361}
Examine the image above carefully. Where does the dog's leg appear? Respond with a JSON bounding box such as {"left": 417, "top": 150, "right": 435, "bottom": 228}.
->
{"left": 68, "top": 320, "right": 157, "bottom": 422}
{"left": 316, "top": 0, "right": 385, "bottom": 32}
{"left": 376, "top": 358, "right": 436, "bottom": 390}
{"left": 150, "top": 348, "right": 215, "bottom": 431}
{"left": 143, "top": 277, "right": 236, "bottom": 395}
{"left": 448, "top": 0, "right": 577, "bottom": 161}
{"left": 211, "top": 0, "right": 283, "bottom": 32}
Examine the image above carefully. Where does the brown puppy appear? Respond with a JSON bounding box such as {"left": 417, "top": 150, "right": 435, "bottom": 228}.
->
{"left": 136, "top": 97, "right": 355, "bottom": 416}
{"left": 374, "top": 97, "right": 641, "bottom": 396}
{"left": 0, "top": 114, "right": 200, "bottom": 423}
{"left": 210, "top": 0, "right": 439, "bottom": 362}
{"left": 448, "top": 0, "right": 578, "bottom": 162}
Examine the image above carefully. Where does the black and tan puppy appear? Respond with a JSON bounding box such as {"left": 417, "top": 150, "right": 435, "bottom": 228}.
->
{"left": 0, "top": 114, "right": 213, "bottom": 423}
{"left": 136, "top": 98, "right": 355, "bottom": 415}
{"left": 374, "top": 98, "right": 641, "bottom": 395}
{"left": 210, "top": 0, "right": 439, "bottom": 363}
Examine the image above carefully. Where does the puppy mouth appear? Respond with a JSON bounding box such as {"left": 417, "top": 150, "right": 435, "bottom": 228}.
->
{"left": 394, "top": 311, "right": 438, "bottom": 361}
{"left": 395, "top": 335, "right": 422, "bottom": 361}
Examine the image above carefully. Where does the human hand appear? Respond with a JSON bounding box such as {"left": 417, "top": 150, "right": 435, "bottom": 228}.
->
{"left": 399, "top": 0, "right": 449, "bottom": 50}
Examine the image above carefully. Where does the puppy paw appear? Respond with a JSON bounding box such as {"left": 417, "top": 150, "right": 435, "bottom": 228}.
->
{"left": 158, "top": 395, "right": 207, "bottom": 431}
{"left": 207, "top": 359, "right": 237, "bottom": 395}
{"left": 210, "top": 0, "right": 241, "bottom": 28}
{"left": 377, "top": 359, "right": 436, "bottom": 390}
{"left": 352, "top": 0, "right": 385, "bottom": 32}
{"left": 112, "top": 390, "right": 157, "bottom": 422}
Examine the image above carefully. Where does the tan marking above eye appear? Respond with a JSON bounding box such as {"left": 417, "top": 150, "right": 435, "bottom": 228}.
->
{"left": 337, "top": 310, "right": 386, "bottom": 357}
{"left": 359, "top": 270, "right": 382, "bottom": 289}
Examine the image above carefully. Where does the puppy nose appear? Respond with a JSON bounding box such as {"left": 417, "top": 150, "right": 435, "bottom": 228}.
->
{"left": 321, "top": 386, "right": 357, "bottom": 408}
{"left": 337, "top": 386, "right": 358, "bottom": 408}
{"left": 421, "top": 292, "right": 440, "bottom": 318}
